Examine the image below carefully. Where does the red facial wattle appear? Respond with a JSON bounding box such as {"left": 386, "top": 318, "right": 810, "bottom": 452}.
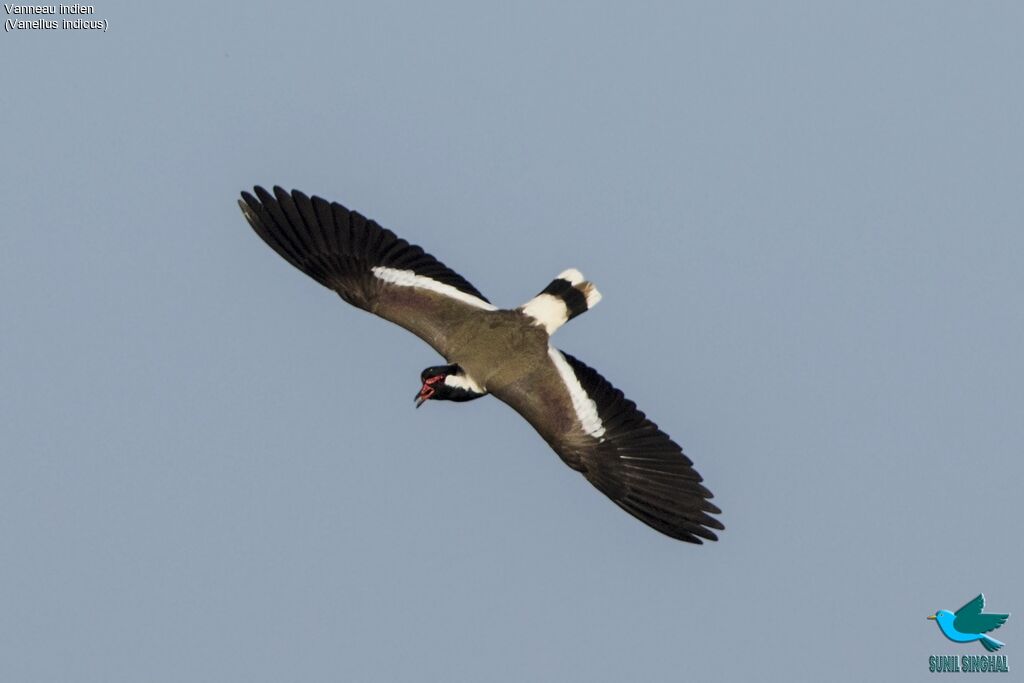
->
{"left": 414, "top": 374, "right": 446, "bottom": 407}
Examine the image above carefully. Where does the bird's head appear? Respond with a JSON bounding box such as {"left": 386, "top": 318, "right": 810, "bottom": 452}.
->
{"left": 927, "top": 609, "right": 955, "bottom": 625}
{"left": 415, "top": 364, "right": 486, "bottom": 408}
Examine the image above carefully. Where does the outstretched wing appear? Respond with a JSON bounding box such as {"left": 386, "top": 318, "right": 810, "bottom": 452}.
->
{"left": 492, "top": 347, "right": 723, "bottom": 543}
{"left": 239, "top": 186, "right": 495, "bottom": 359}
{"left": 954, "top": 594, "right": 1010, "bottom": 635}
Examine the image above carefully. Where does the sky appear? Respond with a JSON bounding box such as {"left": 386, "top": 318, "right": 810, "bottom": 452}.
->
{"left": 2, "top": 2, "right": 1022, "bottom": 681}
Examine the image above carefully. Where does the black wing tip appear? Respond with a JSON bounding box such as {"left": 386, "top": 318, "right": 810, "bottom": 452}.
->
{"left": 668, "top": 524, "right": 720, "bottom": 544}
{"left": 660, "top": 508, "right": 725, "bottom": 544}
{"left": 241, "top": 186, "right": 354, "bottom": 222}
{"left": 660, "top": 497, "right": 724, "bottom": 544}
{"left": 673, "top": 520, "right": 724, "bottom": 544}
{"left": 238, "top": 190, "right": 259, "bottom": 214}
{"left": 238, "top": 187, "right": 280, "bottom": 225}
{"left": 626, "top": 498, "right": 724, "bottom": 544}
{"left": 238, "top": 185, "right": 490, "bottom": 303}
{"left": 240, "top": 185, "right": 313, "bottom": 205}
{"left": 650, "top": 506, "right": 723, "bottom": 544}
{"left": 559, "top": 351, "right": 725, "bottom": 544}
{"left": 237, "top": 196, "right": 252, "bottom": 215}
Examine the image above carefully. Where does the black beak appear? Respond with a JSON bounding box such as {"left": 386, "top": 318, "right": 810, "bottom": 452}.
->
{"left": 415, "top": 384, "right": 432, "bottom": 408}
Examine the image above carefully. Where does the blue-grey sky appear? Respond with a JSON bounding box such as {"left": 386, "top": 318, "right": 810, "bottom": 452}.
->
{"left": 3, "top": 2, "right": 1022, "bottom": 681}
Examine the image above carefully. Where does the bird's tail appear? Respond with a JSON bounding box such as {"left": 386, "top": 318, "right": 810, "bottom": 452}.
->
{"left": 980, "top": 635, "right": 1004, "bottom": 652}
{"left": 518, "top": 269, "right": 602, "bottom": 334}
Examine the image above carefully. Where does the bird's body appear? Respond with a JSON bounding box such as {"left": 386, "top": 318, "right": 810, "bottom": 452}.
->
{"left": 239, "top": 186, "right": 723, "bottom": 543}
{"left": 928, "top": 595, "right": 1009, "bottom": 652}
{"left": 433, "top": 309, "right": 547, "bottom": 392}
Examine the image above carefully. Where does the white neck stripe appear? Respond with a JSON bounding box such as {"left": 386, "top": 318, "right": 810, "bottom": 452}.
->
{"left": 442, "top": 374, "right": 485, "bottom": 395}
{"left": 444, "top": 372, "right": 486, "bottom": 394}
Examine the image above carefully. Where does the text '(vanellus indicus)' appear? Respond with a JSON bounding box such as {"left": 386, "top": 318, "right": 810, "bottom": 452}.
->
{"left": 239, "top": 187, "right": 723, "bottom": 544}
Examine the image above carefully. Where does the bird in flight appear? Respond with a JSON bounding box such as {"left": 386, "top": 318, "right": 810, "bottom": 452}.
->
{"left": 928, "top": 594, "right": 1010, "bottom": 651}
{"left": 239, "top": 186, "right": 723, "bottom": 543}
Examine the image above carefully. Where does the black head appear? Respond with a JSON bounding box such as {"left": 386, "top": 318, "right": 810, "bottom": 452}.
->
{"left": 415, "top": 364, "right": 486, "bottom": 407}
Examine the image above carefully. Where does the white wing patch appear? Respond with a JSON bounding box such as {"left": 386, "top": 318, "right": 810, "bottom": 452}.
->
{"left": 548, "top": 346, "right": 606, "bottom": 440}
{"left": 371, "top": 266, "right": 497, "bottom": 311}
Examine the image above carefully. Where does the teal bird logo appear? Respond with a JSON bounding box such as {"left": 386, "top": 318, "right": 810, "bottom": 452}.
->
{"left": 928, "top": 594, "right": 1010, "bottom": 652}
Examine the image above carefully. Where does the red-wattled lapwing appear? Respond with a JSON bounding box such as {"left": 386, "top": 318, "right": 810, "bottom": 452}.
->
{"left": 239, "top": 187, "right": 723, "bottom": 544}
